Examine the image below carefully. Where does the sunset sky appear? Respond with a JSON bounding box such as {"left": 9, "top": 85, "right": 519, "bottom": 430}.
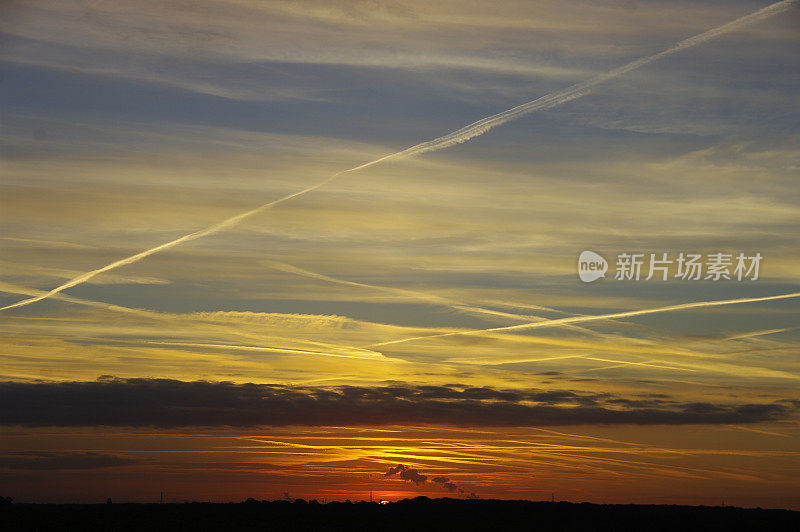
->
{"left": 1, "top": 0, "right": 799, "bottom": 508}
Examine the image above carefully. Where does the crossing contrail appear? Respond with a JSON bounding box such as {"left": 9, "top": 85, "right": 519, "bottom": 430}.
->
{"left": 0, "top": 280, "right": 383, "bottom": 359}
{"left": 265, "top": 260, "right": 571, "bottom": 324}
{"left": 140, "top": 341, "right": 386, "bottom": 360}
{"left": 1, "top": 0, "right": 795, "bottom": 312}
{"left": 364, "top": 291, "right": 800, "bottom": 348}
{"left": 262, "top": 259, "right": 663, "bottom": 341}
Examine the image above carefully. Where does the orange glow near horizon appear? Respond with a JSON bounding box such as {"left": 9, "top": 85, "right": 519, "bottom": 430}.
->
{"left": 2, "top": 423, "right": 799, "bottom": 509}
{"left": 1, "top": 0, "right": 799, "bottom": 512}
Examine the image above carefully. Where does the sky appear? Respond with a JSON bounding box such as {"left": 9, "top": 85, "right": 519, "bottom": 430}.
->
{"left": 1, "top": 0, "right": 799, "bottom": 508}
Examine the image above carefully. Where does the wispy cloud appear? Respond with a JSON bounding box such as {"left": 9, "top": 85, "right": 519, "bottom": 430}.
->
{"left": 1, "top": 0, "right": 799, "bottom": 506}
{"left": 3, "top": 0, "right": 795, "bottom": 312}
{"left": 367, "top": 291, "right": 800, "bottom": 347}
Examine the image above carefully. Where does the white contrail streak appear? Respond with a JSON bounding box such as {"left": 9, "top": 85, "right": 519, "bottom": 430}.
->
{"left": 265, "top": 260, "right": 582, "bottom": 325}
{"left": 0, "top": 175, "right": 336, "bottom": 311}
{"left": 0, "top": 281, "right": 383, "bottom": 359}
{"left": 1, "top": 0, "right": 795, "bottom": 312}
{"left": 263, "top": 260, "right": 675, "bottom": 342}
{"left": 365, "top": 291, "right": 800, "bottom": 348}
{"left": 141, "top": 341, "right": 386, "bottom": 360}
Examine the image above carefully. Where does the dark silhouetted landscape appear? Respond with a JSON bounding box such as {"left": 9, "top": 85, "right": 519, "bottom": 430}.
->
{"left": 2, "top": 497, "right": 799, "bottom": 531}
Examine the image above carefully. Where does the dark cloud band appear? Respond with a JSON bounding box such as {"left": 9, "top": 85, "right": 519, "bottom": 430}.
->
{"left": 1, "top": 377, "right": 795, "bottom": 428}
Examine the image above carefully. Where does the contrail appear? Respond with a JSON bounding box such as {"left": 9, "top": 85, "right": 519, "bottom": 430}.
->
{"left": 1, "top": 0, "right": 795, "bottom": 312}
{"left": 0, "top": 281, "right": 383, "bottom": 359}
{"left": 0, "top": 278, "right": 724, "bottom": 364}
{"left": 0, "top": 175, "right": 337, "bottom": 311}
{"left": 264, "top": 260, "right": 714, "bottom": 351}
{"left": 140, "top": 341, "right": 386, "bottom": 360}
{"left": 365, "top": 291, "right": 800, "bottom": 348}
{"left": 263, "top": 259, "right": 606, "bottom": 333}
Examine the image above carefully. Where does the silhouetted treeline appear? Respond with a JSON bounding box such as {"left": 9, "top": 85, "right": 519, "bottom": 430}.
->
{"left": 2, "top": 496, "right": 799, "bottom": 531}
